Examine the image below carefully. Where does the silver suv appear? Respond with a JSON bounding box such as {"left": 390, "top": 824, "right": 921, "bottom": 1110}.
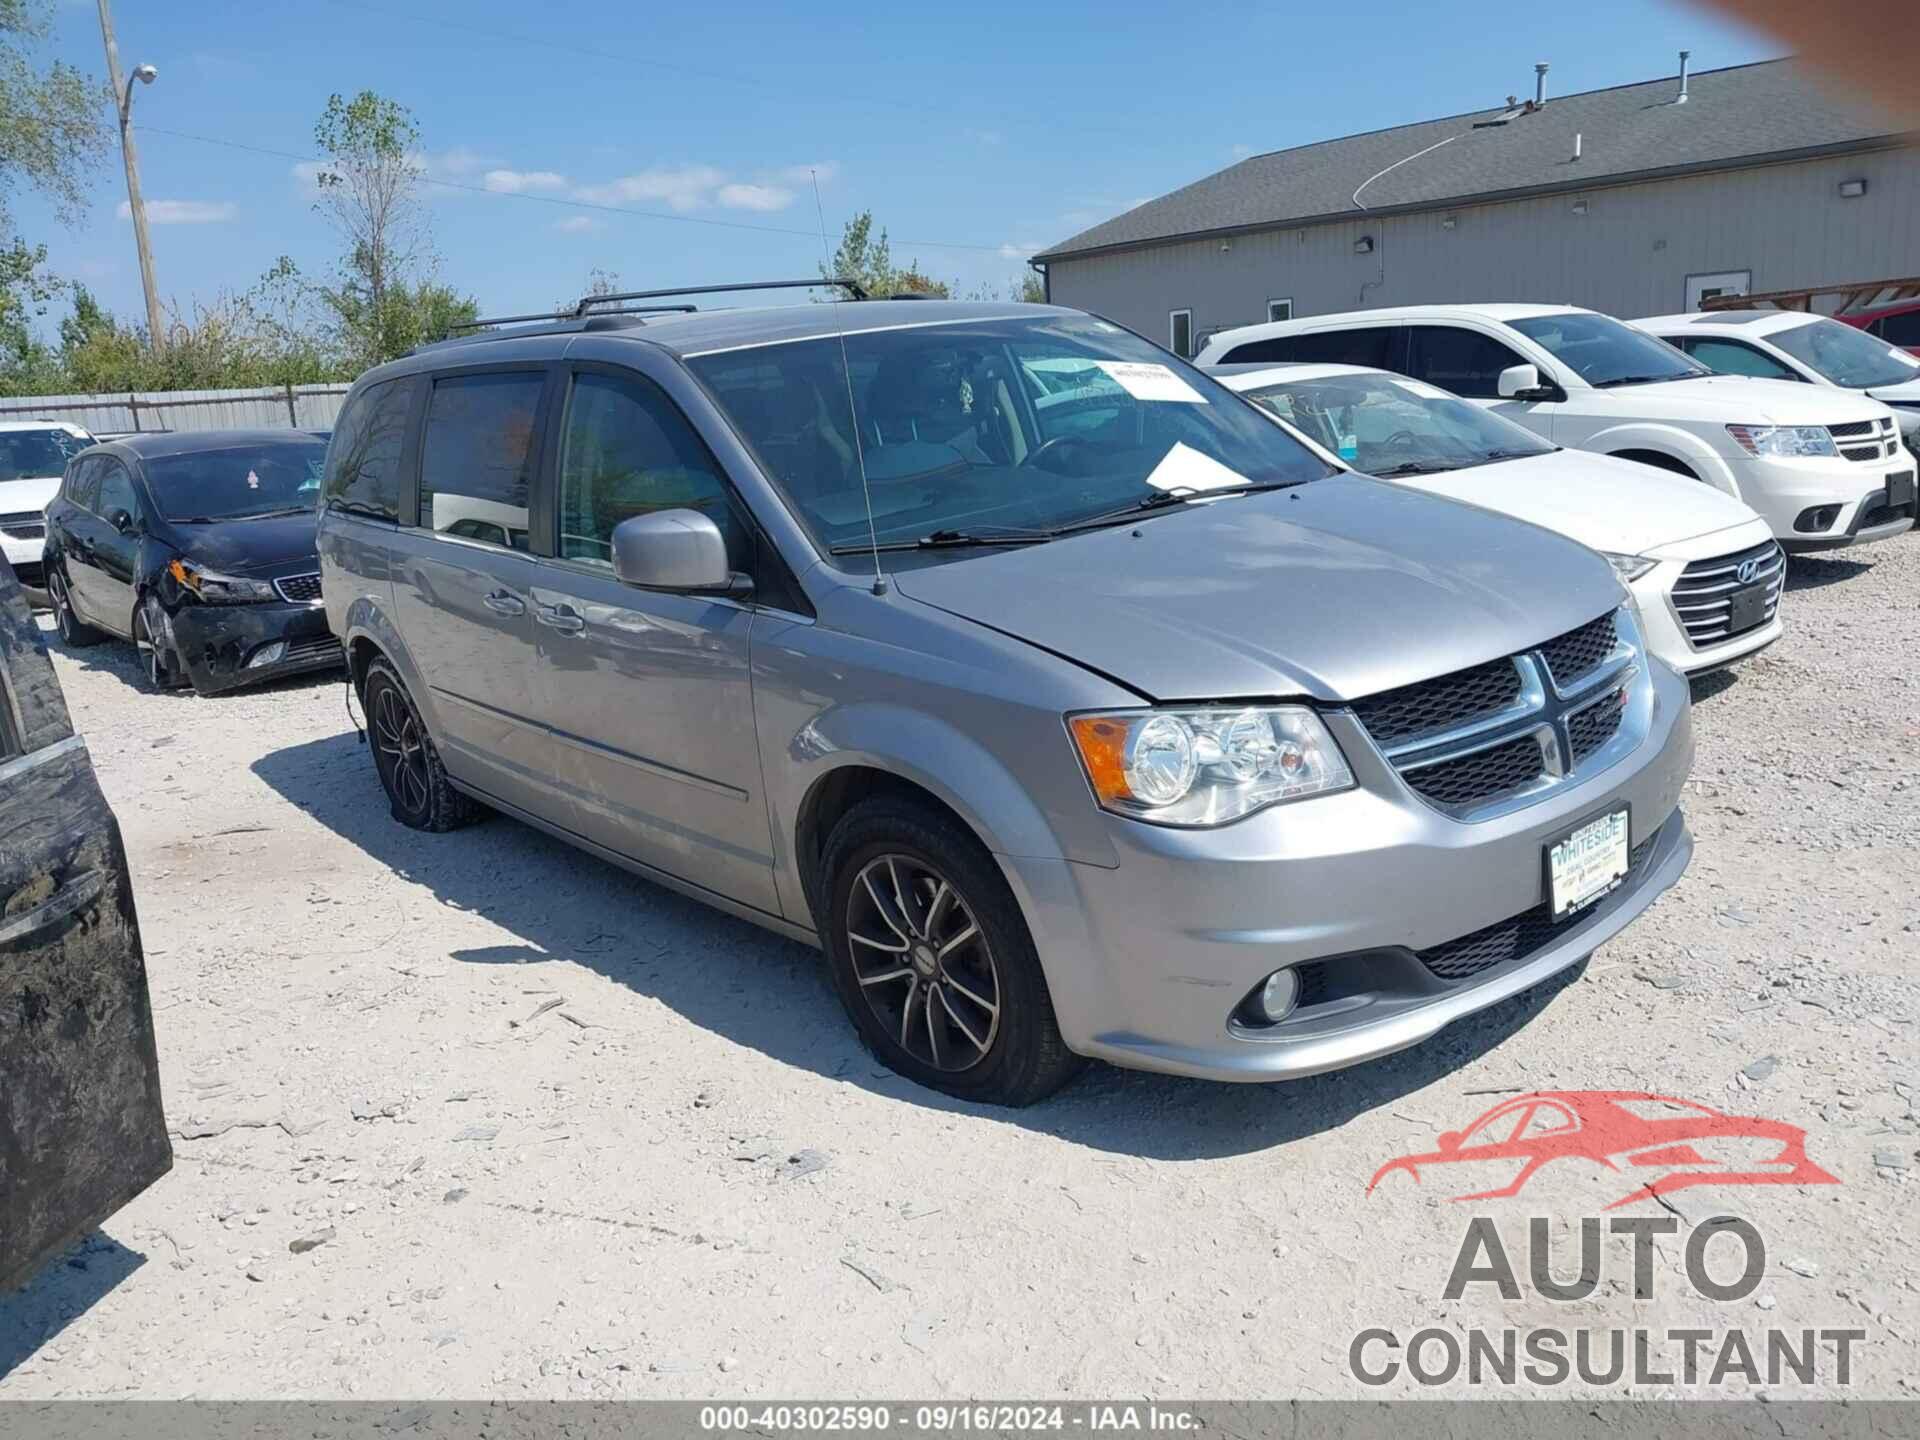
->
{"left": 317, "top": 284, "right": 1695, "bottom": 1105}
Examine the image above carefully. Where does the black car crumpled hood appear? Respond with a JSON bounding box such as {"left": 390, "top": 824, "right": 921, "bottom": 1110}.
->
{"left": 171, "top": 513, "right": 320, "bottom": 576}
{"left": 889, "top": 477, "right": 1626, "bottom": 703}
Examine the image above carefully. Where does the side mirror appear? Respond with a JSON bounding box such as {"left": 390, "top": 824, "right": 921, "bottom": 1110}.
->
{"left": 1497, "top": 362, "right": 1559, "bottom": 401}
{"left": 610, "top": 509, "right": 750, "bottom": 596}
{"left": 107, "top": 508, "right": 135, "bottom": 534}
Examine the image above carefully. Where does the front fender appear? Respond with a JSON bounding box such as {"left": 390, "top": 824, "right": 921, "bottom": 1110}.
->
{"left": 772, "top": 700, "right": 1110, "bottom": 932}
{"left": 1583, "top": 422, "right": 1742, "bottom": 499}
{"left": 337, "top": 596, "right": 440, "bottom": 742}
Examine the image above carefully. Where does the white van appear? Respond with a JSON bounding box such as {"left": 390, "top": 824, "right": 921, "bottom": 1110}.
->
{"left": 1196, "top": 305, "right": 1914, "bottom": 552}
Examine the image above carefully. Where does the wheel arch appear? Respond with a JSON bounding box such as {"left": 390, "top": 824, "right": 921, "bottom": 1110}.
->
{"left": 1587, "top": 422, "right": 1741, "bottom": 498}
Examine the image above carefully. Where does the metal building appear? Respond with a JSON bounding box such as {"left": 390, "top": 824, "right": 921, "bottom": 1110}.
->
{"left": 1034, "top": 59, "right": 1919, "bottom": 357}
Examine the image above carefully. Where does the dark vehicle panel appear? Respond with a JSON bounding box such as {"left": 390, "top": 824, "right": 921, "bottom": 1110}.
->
{"left": 42, "top": 430, "right": 344, "bottom": 694}
{"left": 0, "top": 558, "right": 171, "bottom": 1290}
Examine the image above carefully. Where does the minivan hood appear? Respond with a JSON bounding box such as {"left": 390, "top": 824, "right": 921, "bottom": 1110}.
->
{"left": 171, "top": 512, "right": 319, "bottom": 575}
{"left": 1605, "top": 374, "right": 1889, "bottom": 427}
{"left": 0, "top": 476, "right": 61, "bottom": 514}
{"left": 1865, "top": 376, "right": 1920, "bottom": 403}
{"left": 889, "top": 477, "right": 1623, "bottom": 703}
{"left": 1404, "top": 449, "right": 1762, "bottom": 555}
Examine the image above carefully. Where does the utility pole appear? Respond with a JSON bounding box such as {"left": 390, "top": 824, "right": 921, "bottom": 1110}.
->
{"left": 96, "top": 0, "right": 165, "bottom": 347}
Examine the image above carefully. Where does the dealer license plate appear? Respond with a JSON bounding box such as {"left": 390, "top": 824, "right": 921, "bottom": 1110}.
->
{"left": 1548, "top": 810, "right": 1629, "bottom": 920}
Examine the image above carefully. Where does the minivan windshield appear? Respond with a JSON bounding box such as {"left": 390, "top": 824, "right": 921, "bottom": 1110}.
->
{"left": 0, "top": 428, "right": 91, "bottom": 482}
{"left": 143, "top": 439, "right": 327, "bottom": 521}
{"left": 1508, "top": 311, "right": 1709, "bottom": 388}
{"left": 1768, "top": 317, "right": 1920, "bottom": 389}
{"left": 1239, "top": 371, "right": 1553, "bottom": 475}
{"left": 687, "top": 314, "right": 1335, "bottom": 557}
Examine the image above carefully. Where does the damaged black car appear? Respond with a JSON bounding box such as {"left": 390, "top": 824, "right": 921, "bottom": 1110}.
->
{"left": 42, "top": 430, "right": 344, "bottom": 694}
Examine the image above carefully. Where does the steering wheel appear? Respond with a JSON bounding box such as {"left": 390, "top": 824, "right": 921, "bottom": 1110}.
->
{"left": 1382, "top": 429, "right": 1420, "bottom": 450}
{"left": 1019, "top": 433, "right": 1092, "bottom": 470}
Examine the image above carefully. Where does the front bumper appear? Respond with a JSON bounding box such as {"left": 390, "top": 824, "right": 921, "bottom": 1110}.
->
{"left": 1631, "top": 522, "right": 1784, "bottom": 676}
{"left": 1, "top": 532, "right": 45, "bottom": 589}
{"left": 1734, "top": 453, "right": 1915, "bottom": 550}
{"left": 1003, "top": 658, "right": 1694, "bottom": 1082}
{"left": 164, "top": 599, "right": 343, "bottom": 694}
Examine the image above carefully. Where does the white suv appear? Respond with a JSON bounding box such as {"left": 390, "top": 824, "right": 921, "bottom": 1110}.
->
{"left": 1195, "top": 305, "right": 1914, "bottom": 553}
{"left": 0, "top": 420, "right": 95, "bottom": 593}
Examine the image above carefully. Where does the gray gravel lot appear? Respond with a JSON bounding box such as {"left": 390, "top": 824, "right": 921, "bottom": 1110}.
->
{"left": 1, "top": 538, "right": 1916, "bottom": 1400}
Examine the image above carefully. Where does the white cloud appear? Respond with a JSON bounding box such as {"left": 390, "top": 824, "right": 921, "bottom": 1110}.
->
{"left": 484, "top": 168, "right": 567, "bottom": 194}
{"left": 716, "top": 182, "right": 793, "bottom": 212}
{"left": 998, "top": 242, "right": 1039, "bottom": 260}
{"left": 429, "top": 146, "right": 489, "bottom": 179}
{"left": 290, "top": 160, "right": 326, "bottom": 194}
{"left": 1229, "top": 143, "right": 1254, "bottom": 158}
{"left": 574, "top": 165, "right": 728, "bottom": 211}
{"left": 552, "top": 215, "right": 601, "bottom": 234}
{"left": 118, "top": 199, "right": 235, "bottom": 225}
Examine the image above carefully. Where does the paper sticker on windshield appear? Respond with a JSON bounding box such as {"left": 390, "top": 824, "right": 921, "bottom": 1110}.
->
{"left": 1095, "top": 361, "right": 1208, "bottom": 404}
{"left": 246, "top": 469, "right": 261, "bottom": 489}
{"left": 1144, "top": 442, "right": 1251, "bottom": 493}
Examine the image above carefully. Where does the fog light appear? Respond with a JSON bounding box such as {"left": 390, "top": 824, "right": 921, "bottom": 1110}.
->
{"left": 1257, "top": 968, "right": 1300, "bottom": 1024}
{"left": 247, "top": 641, "right": 287, "bottom": 669}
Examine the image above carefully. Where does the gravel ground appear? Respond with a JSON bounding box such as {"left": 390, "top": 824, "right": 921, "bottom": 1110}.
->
{"left": 1, "top": 537, "right": 1916, "bottom": 1401}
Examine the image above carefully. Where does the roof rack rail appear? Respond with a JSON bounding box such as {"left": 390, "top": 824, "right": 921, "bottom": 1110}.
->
{"left": 446, "top": 277, "right": 869, "bottom": 336}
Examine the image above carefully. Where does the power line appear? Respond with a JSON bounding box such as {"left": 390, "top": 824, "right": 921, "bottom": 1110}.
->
{"left": 134, "top": 124, "right": 1019, "bottom": 256}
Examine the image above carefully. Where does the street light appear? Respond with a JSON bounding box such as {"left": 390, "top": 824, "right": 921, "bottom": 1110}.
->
{"left": 96, "top": 1, "right": 165, "bottom": 346}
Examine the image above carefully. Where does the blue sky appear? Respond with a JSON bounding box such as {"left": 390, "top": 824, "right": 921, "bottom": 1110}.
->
{"left": 18, "top": 0, "right": 1776, "bottom": 332}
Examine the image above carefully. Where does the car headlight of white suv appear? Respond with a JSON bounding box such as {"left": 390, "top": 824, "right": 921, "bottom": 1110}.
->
{"left": 1068, "top": 705, "right": 1355, "bottom": 826}
{"left": 1724, "top": 424, "right": 1838, "bottom": 459}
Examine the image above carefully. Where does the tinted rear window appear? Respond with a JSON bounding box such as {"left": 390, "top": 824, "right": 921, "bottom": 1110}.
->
{"left": 323, "top": 378, "right": 413, "bottom": 522}
{"left": 418, "top": 372, "right": 543, "bottom": 547}
{"left": 1222, "top": 327, "right": 1401, "bottom": 369}
{"left": 143, "top": 441, "right": 327, "bottom": 521}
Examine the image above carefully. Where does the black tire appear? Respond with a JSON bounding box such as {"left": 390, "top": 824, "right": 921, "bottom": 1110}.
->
{"left": 362, "top": 656, "right": 482, "bottom": 832}
{"left": 135, "top": 595, "right": 190, "bottom": 691}
{"left": 820, "top": 794, "right": 1082, "bottom": 1106}
{"left": 1610, "top": 449, "right": 1699, "bottom": 481}
{"left": 48, "top": 570, "right": 103, "bottom": 646}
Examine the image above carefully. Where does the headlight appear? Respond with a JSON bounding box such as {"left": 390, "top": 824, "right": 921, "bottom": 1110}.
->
{"left": 1067, "top": 705, "right": 1354, "bottom": 826}
{"left": 168, "top": 557, "right": 278, "bottom": 604}
{"left": 1601, "top": 551, "right": 1657, "bottom": 583}
{"left": 1724, "top": 424, "right": 1837, "bottom": 458}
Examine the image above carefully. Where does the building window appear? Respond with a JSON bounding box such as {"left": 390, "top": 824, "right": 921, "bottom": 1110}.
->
{"left": 1267, "top": 298, "right": 1293, "bottom": 323}
{"left": 1169, "top": 310, "right": 1192, "bottom": 359}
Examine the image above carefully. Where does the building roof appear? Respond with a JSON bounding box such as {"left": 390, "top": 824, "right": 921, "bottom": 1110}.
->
{"left": 1036, "top": 60, "right": 1906, "bottom": 264}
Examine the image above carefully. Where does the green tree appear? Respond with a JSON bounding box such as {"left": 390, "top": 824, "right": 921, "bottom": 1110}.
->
{"left": 0, "top": 0, "right": 110, "bottom": 385}
{"left": 1017, "top": 270, "right": 1045, "bottom": 303}
{"left": 819, "top": 210, "right": 950, "bottom": 298}
{"left": 310, "top": 90, "right": 436, "bottom": 365}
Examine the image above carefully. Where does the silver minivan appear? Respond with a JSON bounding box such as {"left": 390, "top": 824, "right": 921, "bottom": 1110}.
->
{"left": 317, "top": 288, "right": 1695, "bottom": 1105}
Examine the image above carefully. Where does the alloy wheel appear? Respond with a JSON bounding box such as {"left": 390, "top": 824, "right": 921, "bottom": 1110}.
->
{"left": 845, "top": 854, "right": 1001, "bottom": 1072}
{"left": 51, "top": 576, "right": 74, "bottom": 642}
{"left": 373, "top": 684, "right": 430, "bottom": 817}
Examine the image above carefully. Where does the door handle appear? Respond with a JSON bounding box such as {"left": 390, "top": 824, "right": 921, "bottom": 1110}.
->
{"left": 482, "top": 590, "right": 526, "bottom": 617}
{"left": 535, "top": 601, "right": 586, "bottom": 634}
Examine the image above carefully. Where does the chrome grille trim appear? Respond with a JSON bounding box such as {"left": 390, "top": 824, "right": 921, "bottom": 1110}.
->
{"left": 273, "top": 571, "right": 324, "bottom": 604}
{"left": 1670, "top": 541, "right": 1785, "bottom": 648}
{"left": 1349, "top": 606, "right": 1650, "bottom": 823}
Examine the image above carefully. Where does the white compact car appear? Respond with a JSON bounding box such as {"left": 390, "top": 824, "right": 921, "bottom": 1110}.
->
{"left": 0, "top": 420, "right": 95, "bottom": 593}
{"left": 1213, "top": 363, "right": 1783, "bottom": 675}
{"left": 1631, "top": 310, "right": 1920, "bottom": 450}
{"left": 1195, "top": 305, "right": 1913, "bottom": 553}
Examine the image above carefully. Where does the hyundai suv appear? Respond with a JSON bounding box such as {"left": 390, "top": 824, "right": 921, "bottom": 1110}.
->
{"left": 317, "top": 285, "right": 1695, "bottom": 1105}
{"left": 1197, "top": 305, "right": 1912, "bottom": 552}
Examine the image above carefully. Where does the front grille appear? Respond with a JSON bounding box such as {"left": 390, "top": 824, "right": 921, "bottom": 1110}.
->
{"left": 283, "top": 635, "right": 343, "bottom": 666}
{"left": 1841, "top": 444, "right": 1888, "bottom": 463}
{"left": 1538, "top": 612, "right": 1617, "bottom": 691}
{"left": 0, "top": 510, "right": 45, "bottom": 539}
{"left": 1403, "top": 732, "right": 1547, "bottom": 810}
{"left": 1348, "top": 658, "right": 1522, "bottom": 752}
{"left": 1567, "top": 690, "right": 1627, "bottom": 766}
{"left": 274, "top": 572, "right": 323, "bottom": 604}
{"left": 1417, "top": 835, "right": 1657, "bottom": 981}
{"left": 1828, "top": 419, "right": 1877, "bottom": 439}
{"left": 1671, "top": 541, "right": 1784, "bottom": 648}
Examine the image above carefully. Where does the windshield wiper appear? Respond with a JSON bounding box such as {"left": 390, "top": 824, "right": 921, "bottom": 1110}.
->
{"left": 828, "top": 528, "right": 1049, "bottom": 556}
{"left": 234, "top": 506, "right": 312, "bottom": 519}
{"left": 1593, "top": 374, "right": 1686, "bottom": 389}
{"left": 1479, "top": 448, "right": 1550, "bottom": 462}
{"left": 1369, "top": 460, "right": 1462, "bottom": 477}
{"left": 166, "top": 515, "right": 222, "bottom": 524}
{"left": 1051, "top": 480, "right": 1311, "bottom": 535}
